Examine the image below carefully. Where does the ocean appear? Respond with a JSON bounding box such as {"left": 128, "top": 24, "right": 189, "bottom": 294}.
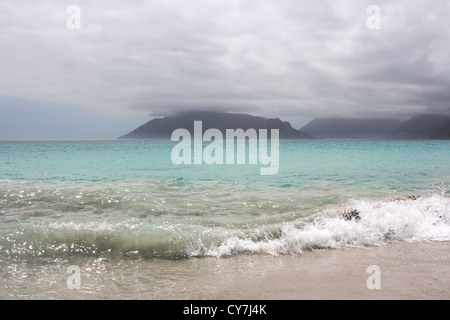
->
{"left": 1, "top": 140, "right": 449, "bottom": 299}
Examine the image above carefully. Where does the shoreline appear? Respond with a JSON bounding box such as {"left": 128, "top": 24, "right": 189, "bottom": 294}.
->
{"left": 1, "top": 241, "right": 449, "bottom": 300}
{"left": 206, "top": 241, "right": 450, "bottom": 300}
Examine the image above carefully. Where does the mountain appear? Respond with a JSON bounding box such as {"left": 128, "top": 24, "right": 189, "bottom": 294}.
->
{"left": 433, "top": 123, "right": 450, "bottom": 139}
{"left": 301, "top": 117, "right": 403, "bottom": 139}
{"left": 119, "top": 111, "right": 312, "bottom": 139}
{"left": 389, "top": 114, "right": 450, "bottom": 139}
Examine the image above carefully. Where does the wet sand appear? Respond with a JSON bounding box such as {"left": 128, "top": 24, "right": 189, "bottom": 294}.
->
{"left": 207, "top": 241, "right": 450, "bottom": 300}
{"left": 1, "top": 241, "right": 449, "bottom": 300}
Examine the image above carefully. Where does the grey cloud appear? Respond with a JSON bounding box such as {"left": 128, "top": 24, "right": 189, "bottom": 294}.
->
{"left": 0, "top": 0, "right": 449, "bottom": 138}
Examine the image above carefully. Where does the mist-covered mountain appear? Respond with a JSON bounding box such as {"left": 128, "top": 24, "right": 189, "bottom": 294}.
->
{"left": 119, "top": 111, "right": 312, "bottom": 139}
{"left": 120, "top": 112, "right": 450, "bottom": 140}
{"left": 434, "top": 123, "right": 450, "bottom": 139}
{"left": 301, "top": 114, "right": 450, "bottom": 139}
{"left": 301, "top": 117, "right": 403, "bottom": 139}
{"left": 389, "top": 114, "right": 450, "bottom": 139}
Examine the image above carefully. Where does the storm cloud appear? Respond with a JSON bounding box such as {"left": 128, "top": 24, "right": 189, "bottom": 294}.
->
{"left": 0, "top": 0, "right": 449, "bottom": 138}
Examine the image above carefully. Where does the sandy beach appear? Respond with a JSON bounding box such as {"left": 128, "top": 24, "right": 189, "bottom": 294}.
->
{"left": 4, "top": 240, "right": 448, "bottom": 300}
{"left": 205, "top": 241, "right": 450, "bottom": 300}
{"left": 84, "top": 240, "right": 450, "bottom": 300}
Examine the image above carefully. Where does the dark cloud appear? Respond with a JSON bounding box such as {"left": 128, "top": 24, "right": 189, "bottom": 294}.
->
{"left": 0, "top": 0, "right": 449, "bottom": 137}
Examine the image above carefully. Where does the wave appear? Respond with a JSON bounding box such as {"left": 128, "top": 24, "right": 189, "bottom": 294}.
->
{"left": 202, "top": 194, "right": 450, "bottom": 257}
{"left": 0, "top": 193, "right": 449, "bottom": 260}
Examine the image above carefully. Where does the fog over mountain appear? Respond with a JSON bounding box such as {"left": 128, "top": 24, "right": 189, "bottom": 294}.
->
{"left": 301, "top": 118, "right": 404, "bottom": 139}
{"left": 389, "top": 114, "right": 450, "bottom": 139}
{"left": 301, "top": 114, "right": 450, "bottom": 139}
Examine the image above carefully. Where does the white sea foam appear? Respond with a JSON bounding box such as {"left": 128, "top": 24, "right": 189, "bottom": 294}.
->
{"left": 198, "top": 194, "right": 450, "bottom": 257}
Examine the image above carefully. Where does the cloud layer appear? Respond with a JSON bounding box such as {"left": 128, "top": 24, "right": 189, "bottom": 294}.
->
{"left": 1, "top": 0, "right": 449, "bottom": 137}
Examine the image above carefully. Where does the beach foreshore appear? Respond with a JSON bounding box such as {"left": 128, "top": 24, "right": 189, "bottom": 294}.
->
{"left": 1, "top": 241, "right": 449, "bottom": 300}
{"left": 206, "top": 241, "right": 450, "bottom": 300}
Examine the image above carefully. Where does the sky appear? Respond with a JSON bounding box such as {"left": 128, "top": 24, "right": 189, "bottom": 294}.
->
{"left": 1, "top": 0, "right": 449, "bottom": 139}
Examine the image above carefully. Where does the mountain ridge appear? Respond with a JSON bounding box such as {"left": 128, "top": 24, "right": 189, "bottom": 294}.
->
{"left": 301, "top": 114, "right": 450, "bottom": 140}
{"left": 120, "top": 112, "right": 450, "bottom": 140}
{"left": 389, "top": 114, "right": 450, "bottom": 139}
{"left": 301, "top": 117, "right": 403, "bottom": 139}
{"left": 119, "top": 111, "right": 312, "bottom": 139}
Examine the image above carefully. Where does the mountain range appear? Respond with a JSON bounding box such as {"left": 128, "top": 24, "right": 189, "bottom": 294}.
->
{"left": 300, "top": 114, "right": 450, "bottom": 139}
{"left": 300, "top": 117, "right": 403, "bottom": 139}
{"left": 119, "top": 112, "right": 450, "bottom": 140}
{"left": 388, "top": 114, "right": 450, "bottom": 139}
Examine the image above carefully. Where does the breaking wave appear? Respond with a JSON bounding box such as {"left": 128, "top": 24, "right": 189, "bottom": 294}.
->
{"left": 1, "top": 193, "right": 449, "bottom": 260}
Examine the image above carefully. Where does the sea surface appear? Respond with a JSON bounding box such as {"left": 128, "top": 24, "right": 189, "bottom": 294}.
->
{"left": 0, "top": 140, "right": 449, "bottom": 299}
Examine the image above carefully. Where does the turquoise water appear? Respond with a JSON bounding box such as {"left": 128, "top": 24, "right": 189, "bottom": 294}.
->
{"left": 0, "top": 140, "right": 449, "bottom": 260}
{"left": 2, "top": 140, "right": 449, "bottom": 188}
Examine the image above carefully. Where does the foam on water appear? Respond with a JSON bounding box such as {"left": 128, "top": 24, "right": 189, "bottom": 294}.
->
{"left": 202, "top": 194, "right": 450, "bottom": 257}
{"left": 1, "top": 192, "right": 449, "bottom": 260}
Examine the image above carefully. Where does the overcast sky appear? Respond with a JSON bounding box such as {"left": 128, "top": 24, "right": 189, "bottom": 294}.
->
{"left": 1, "top": 0, "right": 449, "bottom": 139}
